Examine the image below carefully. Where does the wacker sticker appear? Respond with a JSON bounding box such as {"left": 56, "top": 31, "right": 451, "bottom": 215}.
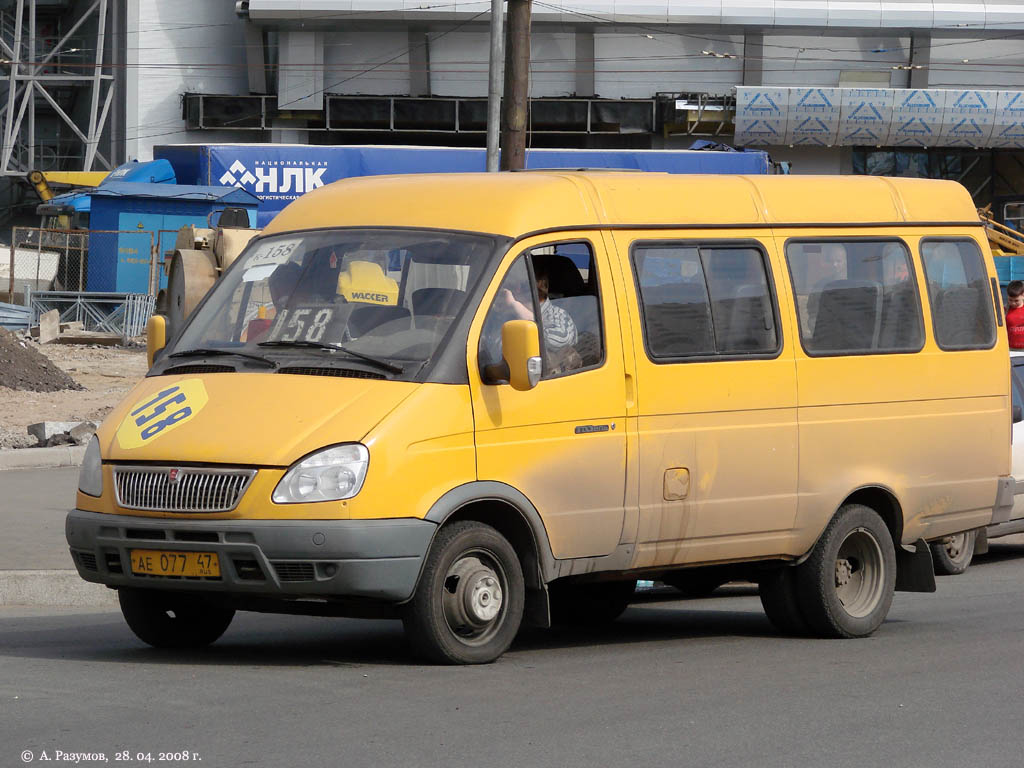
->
{"left": 116, "top": 378, "right": 209, "bottom": 450}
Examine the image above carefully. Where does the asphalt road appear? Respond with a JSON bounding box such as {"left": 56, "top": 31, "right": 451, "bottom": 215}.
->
{"left": 4, "top": 466, "right": 1024, "bottom": 767}
{"left": 3, "top": 543, "right": 1024, "bottom": 768}
{"left": 1, "top": 466, "right": 79, "bottom": 569}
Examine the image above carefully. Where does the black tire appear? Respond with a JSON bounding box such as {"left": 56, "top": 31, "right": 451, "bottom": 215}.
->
{"left": 930, "top": 529, "right": 977, "bottom": 576}
{"left": 118, "top": 589, "right": 235, "bottom": 649}
{"left": 758, "top": 567, "right": 810, "bottom": 636}
{"left": 549, "top": 579, "right": 636, "bottom": 625}
{"left": 402, "top": 521, "right": 524, "bottom": 664}
{"left": 664, "top": 572, "right": 728, "bottom": 599}
{"left": 796, "top": 504, "right": 897, "bottom": 638}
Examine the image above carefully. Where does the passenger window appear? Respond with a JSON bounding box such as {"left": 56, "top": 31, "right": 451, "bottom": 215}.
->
{"left": 478, "top": 243, "right": 604, "bottom": 380}
{"left": 786, "top": 239, "right": 924, "bottom": 356}
{"left": 632, "top": 242, "right": 777, "bottom": 359}
{"left": 920, "top": 239, "right": 997, "bottom": 350}
{"left": 1012, "top": 365, "right": 1024, "bottom": 414}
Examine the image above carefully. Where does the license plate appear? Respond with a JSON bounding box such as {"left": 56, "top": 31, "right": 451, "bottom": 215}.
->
{"left": 130, "top": 549, "right": 220, "bottom": 578}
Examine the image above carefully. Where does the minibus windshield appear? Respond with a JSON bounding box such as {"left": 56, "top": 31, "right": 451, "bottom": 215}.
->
{"left": 169, "top": 228, "right": 498, "bottom": 377}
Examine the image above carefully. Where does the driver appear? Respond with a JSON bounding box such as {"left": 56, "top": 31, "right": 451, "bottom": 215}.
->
{"left": 245, "top": 261, "right": 302, "bottom": 343}
{"left": 498, "top": 259, "right": 578, "bottom": 355}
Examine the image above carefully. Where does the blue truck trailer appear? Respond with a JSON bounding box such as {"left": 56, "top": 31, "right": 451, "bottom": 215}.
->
{"left": 85, "top": 183, "right": 258, "bottom": 293}
{"left": 154, "top": 144, "right": 773, "bottom": 228}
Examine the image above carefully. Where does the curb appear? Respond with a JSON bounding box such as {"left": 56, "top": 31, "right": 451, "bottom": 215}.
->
{"left": 0, "top": 445, "right": 85, "bottom": 471}
{"left": 0, "top": 570, "right": 117, "bottom": 607}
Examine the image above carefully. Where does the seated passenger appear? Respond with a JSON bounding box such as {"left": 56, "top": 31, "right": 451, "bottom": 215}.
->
{"left": 498, "top": 261, "right": 580, "bottom": 373}
{"left": 245, "top": 262, "right": 302, "bottom": 343}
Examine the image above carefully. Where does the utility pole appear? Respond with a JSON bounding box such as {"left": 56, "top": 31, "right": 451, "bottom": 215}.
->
{"left": 485, "top": 0, "right": 504, "bottom": 171}
{"left": 499, "top": 0, "right": 530, "bottom": 171}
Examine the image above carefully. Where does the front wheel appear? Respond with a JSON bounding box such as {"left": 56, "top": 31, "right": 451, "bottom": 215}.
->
{"left": 403, "top": 521, "right": 524, "bottom": 664}
{"left": 118, "top": 589, "right": 235, "bottom": 648}
{"left": 930, "top": 529, "right": 977, "bottom": 576}
{"left": 796, "top": 504, "right": 896, "bottom": 638}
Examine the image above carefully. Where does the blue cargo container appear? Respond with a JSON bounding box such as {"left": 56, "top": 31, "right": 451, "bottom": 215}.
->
{"left": 85, "top": 182, "right": 259, "bottom": 293}
{"left": 154, "top": 144, "right": 773, "bottom": 228}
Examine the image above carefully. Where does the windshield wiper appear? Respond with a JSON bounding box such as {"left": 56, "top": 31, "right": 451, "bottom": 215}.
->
{"left": 258, "top": 340, "right": 404, "bottom": 374}
{"left": 168, "top": 347, "right": 277, "bottom": 369}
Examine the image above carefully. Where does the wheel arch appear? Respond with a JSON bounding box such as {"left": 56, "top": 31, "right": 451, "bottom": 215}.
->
{"left": 421, "top": 482, "right": 558, "bottom": 591}
{"left": 841, "top": 485, "right": 904, "bottom": 548}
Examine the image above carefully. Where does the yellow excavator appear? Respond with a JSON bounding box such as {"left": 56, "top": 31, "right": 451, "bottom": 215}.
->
{"left": 26, "top": 169, "right": 107, "bottom": 229}
{"left": 979, "top": 205, "right": 1024, "bottom": 258}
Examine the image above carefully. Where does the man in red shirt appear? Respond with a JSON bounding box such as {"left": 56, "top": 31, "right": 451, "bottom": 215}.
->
{"left": 1006, "top": 280, "right": 1024, "bottom": 349}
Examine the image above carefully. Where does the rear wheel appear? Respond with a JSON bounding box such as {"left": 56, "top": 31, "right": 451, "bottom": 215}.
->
{"left": 796, "top": 504, "right": 896, "bottom": 638}
{"left": 758, "top": 567, "right": 809, "bottom": 636}
{"left": 930, "top": 529, "right": 977, "bottom": 576}
{"left": 403, "top": 521, "right": 524, "bottom": 664}
{"left": 549, "top": 580, "right": 636, "bottom": 625}
{"left": 118, "top": 589, "right": 235, "bottom": 648}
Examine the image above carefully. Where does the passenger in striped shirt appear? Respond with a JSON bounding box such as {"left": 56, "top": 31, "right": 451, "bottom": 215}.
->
{"left": 499, "top": 262, "right": 578, "bottom": 353}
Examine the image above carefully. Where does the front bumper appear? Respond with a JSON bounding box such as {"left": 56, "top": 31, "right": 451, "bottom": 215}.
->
{"left": 66, "top": 509, "right": 436, "bottom": 602}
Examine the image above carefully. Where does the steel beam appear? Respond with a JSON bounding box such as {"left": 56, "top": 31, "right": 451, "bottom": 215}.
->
{"left": 0, "top": 0, "right": 114, "bottom": 176}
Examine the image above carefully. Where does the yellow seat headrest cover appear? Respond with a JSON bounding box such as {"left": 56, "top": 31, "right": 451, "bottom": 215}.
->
{"left": 337, "top": 260, "right": 399, "bottom": 306}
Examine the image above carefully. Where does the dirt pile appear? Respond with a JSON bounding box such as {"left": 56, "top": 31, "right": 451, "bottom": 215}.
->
{"left": 0, "top": 327, "right": 83, "bottom": 392}
{"left": 0, "top": 340, "right": 147, "bottom": 449}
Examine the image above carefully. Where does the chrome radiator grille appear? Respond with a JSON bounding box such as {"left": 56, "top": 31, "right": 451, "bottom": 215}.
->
{"left": 113, "top": 466, "right": 256, "bottom": 513}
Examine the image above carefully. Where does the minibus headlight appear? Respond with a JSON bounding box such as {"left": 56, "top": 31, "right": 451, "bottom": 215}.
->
{"left": 273, "top": 444, "right": 369, "bottom": 503}
{"left": 78, "top": 436, "right": 102, "bottom": 497}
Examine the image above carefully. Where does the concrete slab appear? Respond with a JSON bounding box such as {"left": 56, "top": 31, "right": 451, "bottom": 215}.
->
{"left": 69, "top": 421, "right": 96, "bottom": 445}
{"left": 0, "top": 444, "right": 85, "bottom": 471}
{"left": 54, "top": 332, "right": 122, "bottom": 346}
{"left": 37, "top": 308, "right": 59, "bottom": 344}
{"left": 26, "top": 420, "right": 95, "bottom": 447}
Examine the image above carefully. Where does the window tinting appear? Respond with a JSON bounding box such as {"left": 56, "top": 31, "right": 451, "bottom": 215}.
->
{"left": 632, "top": 243, "right": 777, "bottom": 359}
{"left": 1011, "top": 365, "right": 1023, "bottom": 414}
{"left": 920, "top": 239, "right": 997, "bottom": 350}
{"left": 786, "top": 239, "right": 923, "bottom": 356}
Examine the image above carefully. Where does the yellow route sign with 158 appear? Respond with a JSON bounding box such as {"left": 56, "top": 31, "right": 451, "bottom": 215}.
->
{"left": 116, "top": 378, "right": 209, "bottom": 450}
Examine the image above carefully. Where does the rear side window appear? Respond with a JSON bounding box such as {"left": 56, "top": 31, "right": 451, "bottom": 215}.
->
{"left": 786, "top": 239, "right": 924, "bottom": 356}
{"left": 631, "top": 242, "right": 778, "bottom": 360}
{"left": 920, "top": 239, "right": 996, "bottom": 350}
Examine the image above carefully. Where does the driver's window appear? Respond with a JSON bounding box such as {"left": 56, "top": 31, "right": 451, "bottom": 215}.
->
{"left": 478, "top": 257, "right": 536, "bottom": 374}
{"left": 478, "top": 242, "right": 604, "bottom": 380}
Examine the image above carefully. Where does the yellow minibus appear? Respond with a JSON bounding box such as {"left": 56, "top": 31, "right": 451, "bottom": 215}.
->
{"left": 67, "top": 172, "right": 1014, "bottom": 663}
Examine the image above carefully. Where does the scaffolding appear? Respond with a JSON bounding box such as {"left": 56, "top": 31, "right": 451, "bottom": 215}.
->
{"left": 0, "top": 0, "right": 117, "bottom": 177}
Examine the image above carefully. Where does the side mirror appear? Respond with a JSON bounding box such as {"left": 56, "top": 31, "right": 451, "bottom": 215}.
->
{"left": 146, "top": 314, "right": 167, "bottom": 367}
{"left": 502, "top": 319, "right": 542, "bottom": 391}
{"left": 1014, "top": 404, "right": 1023, "bottom": 424}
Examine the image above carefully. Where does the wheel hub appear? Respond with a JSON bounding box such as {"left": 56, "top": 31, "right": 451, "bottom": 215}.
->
{"left": 835, "top": 558, "right": 853, "bottom": 588}
{"left": 466, "top": 573, "right": 502, "bottom": 623}
{"left": 833, "top": 527, "right": 884, "bottom": 619}
{"left": 944, "top": 534, "right": 964, "bottom": 560}
{"left": 443, "top": 555, "right": 504, "bottom": 636}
